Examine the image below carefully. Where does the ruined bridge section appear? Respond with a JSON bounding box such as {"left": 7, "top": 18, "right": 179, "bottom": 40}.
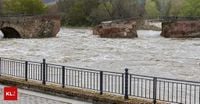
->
{"left": 161, "top": 20, "right": 200, "bottom": 38}
{"left": 0, "top": 15, "right": 61, "bottom": 38}
{"left": 93, "top": 17, "right": 200, "bottom": 38}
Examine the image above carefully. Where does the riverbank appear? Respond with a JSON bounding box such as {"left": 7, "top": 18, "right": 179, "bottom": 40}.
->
{"left": 0, "top": 75, "right": 163, "bottom": 104}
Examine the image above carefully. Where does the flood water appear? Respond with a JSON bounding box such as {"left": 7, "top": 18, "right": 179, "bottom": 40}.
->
{"left": 0, "top": 28, "right": 200, "bottom": 81}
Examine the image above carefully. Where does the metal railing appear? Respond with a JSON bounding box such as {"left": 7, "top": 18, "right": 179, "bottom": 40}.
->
{"left": 0, "top": 57, "right": 199, "bottom": 104}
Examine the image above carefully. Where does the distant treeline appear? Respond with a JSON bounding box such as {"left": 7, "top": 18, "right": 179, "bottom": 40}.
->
{"left": 0, "top": 0, "right": 199, "bottom": 26}
{"left": 57, "top": 0, "right": 200, "bottom": 26}
{"left": 0, "top": 0, "right": 48, "bottom": 15}
{"left": 57, "top": 0, "right": 145, "bottom": 26}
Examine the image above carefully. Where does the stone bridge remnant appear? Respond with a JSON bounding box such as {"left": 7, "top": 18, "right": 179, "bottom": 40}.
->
{"left": 0, "top": 15, "right": 61, "bottom": 38}
{"left": 93, "top": 19, "right": 138, "bottom": 38}
{"left": 161, "top": 20, "right": 200, "bottom": 38}
{"left": 94, "top": 17, "right": 200, "bottom": 39}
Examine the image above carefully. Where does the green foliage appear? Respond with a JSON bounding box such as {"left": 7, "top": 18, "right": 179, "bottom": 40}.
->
{"left": 180, "top": 0, "right": 200, "bottom": 16}
{"left": 0, "top": 0, "right": 2, "bottom": 15}
{"left": 57, "top": 0, "right": 200, "bottom": 27}
{"left": 169, "top": 0, "right": 183, "bottom": 16}
{"left": 3, "top": 0, "right": 47, "bottom": 15}
{"left": 58, "top": 0, "right": 139, "bottom": 26}
{"left": 145, "top": 0, "right": 159, "bottom": 17}
{"left": 153, "top": 0, "right": 172, "bottom": 16}
{"left": 89, "top": 2, "right": 113, "bottom": 24}
{"left": 68, "top": 0, "right": 98, "bottom": 26}
{"left": 58, "top": 0, "right": 98, "bottom": 26}
{"left": 112, "top": 0, "right": 138, "bottom": 18}
{"left": 1, "top": 0, "right": 199, "bottom": 27}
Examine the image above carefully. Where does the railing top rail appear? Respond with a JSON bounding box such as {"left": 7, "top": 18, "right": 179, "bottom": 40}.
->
{"left": 0, "top": 57, "right": 122, "bottom": 74}
{"left": 46, "top": 63, "right": 101, "bottom": 72}
{"left": 47, "top": 63, "right": 123, "bottom": 74}
{"left": 102, "top": 70, "right": 123, "bottom": 75}
{"left": 130, "top": 73, "right": 200, "bottom": 84}
{"left": 130, "top": 73, "right": 154, "bottom": 79}
{"left": 157, "top": 77, "right": 200, "bottom": 84}
{"left": 126, "top": 68, "right": 200, "bottom": 84}
{"left": 1, "top": 57, "right": 27, "bottom": 62}
{"left": 1, "top": 57, "right": 41, "bottom": 64}
{"left": 46, "top": 63, "right": 63, "bottom": 67}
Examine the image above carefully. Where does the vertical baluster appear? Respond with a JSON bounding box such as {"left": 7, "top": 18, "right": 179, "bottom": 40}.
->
{"left": 181, "top": 83, "right": 183, "bottom": 103}
{"left": 163, "top": 81, "right": 165, "bottom": 100}
{"left": 185, "top": 84, "right": 187, "bottom": 104}
{"left": 145, "top": 79, "right": 147, "bottom": 98}
{"left": 141, "top": 78, "right": 143, "bottom": 97}
{"left": 172, "top": 82, "right": 174, "bottom": 102}
{"left": 129, "top": 74, "right": 132, "bottom": 96}
{"left": 176, "top": 83, "right": 178, "bottom": 103}
{"left": 194, "top": 85, "right": 196, "bottom": 104}
{"left": 159, "top": 81, "right": 161, "bottom": 100}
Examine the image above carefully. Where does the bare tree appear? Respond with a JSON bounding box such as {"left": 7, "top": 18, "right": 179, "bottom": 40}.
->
{"left": 155, "top": 0, "right": 172, "bottom": 16}
{"left": 0, "top": 0, "right": 2, "bottom": 15}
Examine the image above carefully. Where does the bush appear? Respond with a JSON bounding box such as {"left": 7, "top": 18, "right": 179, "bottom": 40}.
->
{"left": 3, "top": 0, "right": 47, "bottom": 15}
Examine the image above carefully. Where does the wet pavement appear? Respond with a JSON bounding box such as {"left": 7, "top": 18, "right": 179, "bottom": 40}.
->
{"left": 0, "top": 85, "right": 91, "bottom": 104}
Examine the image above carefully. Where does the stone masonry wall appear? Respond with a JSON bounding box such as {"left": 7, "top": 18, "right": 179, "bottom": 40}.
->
{"left": 161, "top": 20, "right": 200, "bottom": 38}
{"left": 93, "top": 19, "right": 138, "bottom": 38}
{"left": 0, "top": 15, "right": 61, "bottom": 38}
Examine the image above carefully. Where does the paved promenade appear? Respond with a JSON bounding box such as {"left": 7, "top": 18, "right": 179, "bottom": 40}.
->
{"left": 0, "top": 85, "right": 91, "bottom": 104}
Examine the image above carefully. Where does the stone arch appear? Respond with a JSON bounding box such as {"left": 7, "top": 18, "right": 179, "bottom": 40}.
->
{"left": 0, "top": 27, "right": 21, "bottom": 38}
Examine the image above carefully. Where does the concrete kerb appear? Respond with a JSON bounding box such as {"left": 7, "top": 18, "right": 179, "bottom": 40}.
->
{"left": 0, "top": 75, "right": 165, "bottom": 104}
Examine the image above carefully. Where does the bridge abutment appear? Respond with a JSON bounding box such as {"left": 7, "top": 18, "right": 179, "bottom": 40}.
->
{"left": 161, "top": 20, "right": 200, "bottom": 38}
{"left": 0, "top": 15, "right": 61, "bottom": 38}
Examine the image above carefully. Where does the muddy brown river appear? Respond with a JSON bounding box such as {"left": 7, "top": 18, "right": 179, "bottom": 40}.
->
{"left": 0, "top": 28, "right": 200, "bottom": 81}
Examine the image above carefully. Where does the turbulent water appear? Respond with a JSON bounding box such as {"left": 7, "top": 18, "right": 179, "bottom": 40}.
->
{"left": 0, "top": 28, "right": 200, "bottom": 81}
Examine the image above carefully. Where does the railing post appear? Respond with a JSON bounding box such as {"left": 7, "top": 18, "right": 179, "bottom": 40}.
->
{"left": 42, "top": 59, "right": 46, "bottom": 85}
{"left": 25, "top": 61, "right": 28, "bottom": 81}
{"left": 100, "top": 71, "right": 103, "bottom": 95}
{"left": 62, "top": 66, "right": 65, "bottom": 88}
{"left": 153, "top": 77, "right": 157, "bottom": 104}
{"left": 124, "top": 68, "right": 129, "bottom": 100}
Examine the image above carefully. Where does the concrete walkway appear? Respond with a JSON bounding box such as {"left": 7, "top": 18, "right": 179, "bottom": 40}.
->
{"left": 0, "top": 85, "right": 91, "bottom": 104}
